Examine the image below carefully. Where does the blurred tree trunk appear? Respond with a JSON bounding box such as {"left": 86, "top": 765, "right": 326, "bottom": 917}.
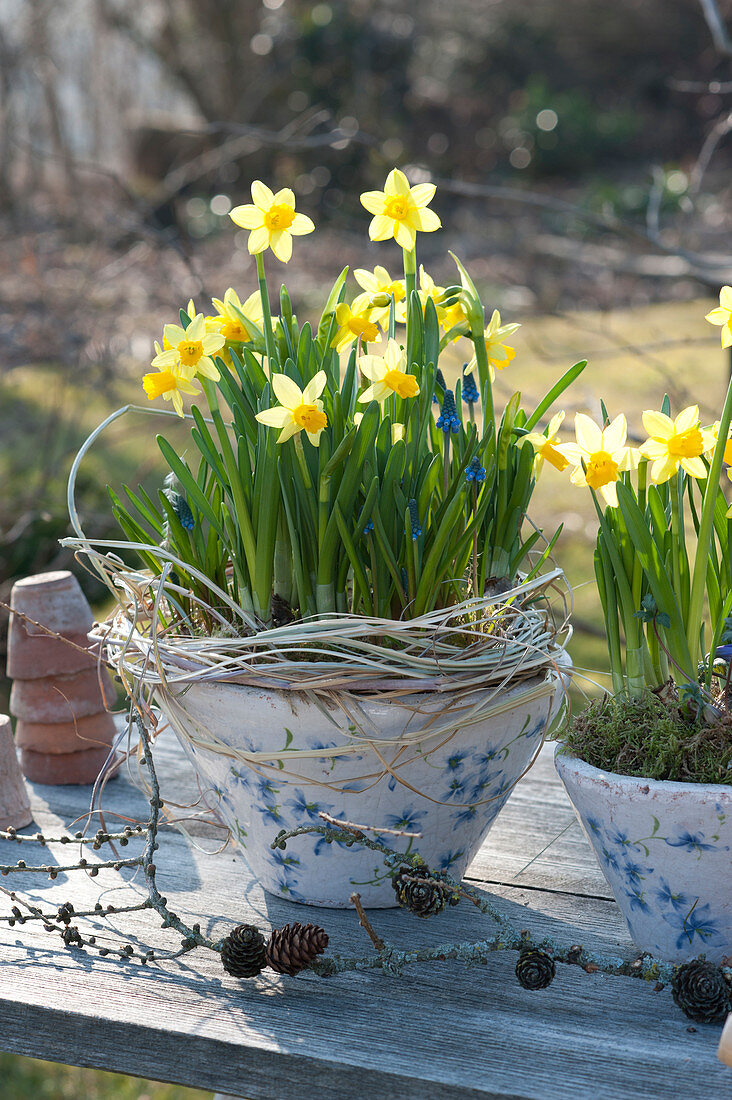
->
{"left": 100, "top": 0, "right": 270, "bottom": 124}
{"left": 30, "top": 1, "right": 78, "bottom": 198}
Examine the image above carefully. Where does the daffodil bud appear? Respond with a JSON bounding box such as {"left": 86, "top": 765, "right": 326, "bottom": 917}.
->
{"left": 436, "top": 285, "right": 462, "bottom": 304}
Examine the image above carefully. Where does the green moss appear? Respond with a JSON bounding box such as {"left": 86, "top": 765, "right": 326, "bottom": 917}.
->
{"left": 563, "top": 691, "right": 732, "bottom": 785}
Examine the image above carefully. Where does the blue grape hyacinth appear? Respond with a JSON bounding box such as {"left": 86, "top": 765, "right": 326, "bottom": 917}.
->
{"left": 436, "top": 390, "right": 461, "bottom": 433}
{"left": 461, "top": 369, "right": 479, "bottom": 405}
{"left": 408, "top": 498, "right": 422, "bottom": 539}
{"left": 466, "top": 456, "right": 486, "bottom": 484}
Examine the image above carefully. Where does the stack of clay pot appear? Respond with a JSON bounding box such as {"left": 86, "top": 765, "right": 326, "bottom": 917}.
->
{"left": 0, "top": 714, "right": 32, "bottom": 829}
{"left": 7, "top": 571, "right": 117, "bottom": 785}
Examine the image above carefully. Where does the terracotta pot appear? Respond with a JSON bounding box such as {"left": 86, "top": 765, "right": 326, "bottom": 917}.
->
{"left": 15, "top": 711, "right": 117, "bottom": 754}
{"left": 0, "top": 715, "right": 32, "bottom": 830}
{"left": 555, "top": 747, "right": 732, "bottom": 963}
{"left": 8, "top": 571, "right": 95, "bottom": 679}
{"left": 10, "top": 668, "right": 114, "bottom": 724}
{"left": 19, "top": 745, "right": 114, "bottom": 786}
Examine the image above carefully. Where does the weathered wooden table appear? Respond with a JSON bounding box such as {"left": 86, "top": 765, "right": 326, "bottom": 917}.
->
{"left": 1, "top": 734, "right": 729, "bottom": 1099}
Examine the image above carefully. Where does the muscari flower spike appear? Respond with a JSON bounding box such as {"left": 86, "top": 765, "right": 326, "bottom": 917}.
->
{"left": 363, "top": 519, "right": 374, "bottom": 536}
{"left": 466, "top": 456, "right": 486, "bottom": 484}
{"left": 432, "top": 367, "right": 446, "bottom": 405}
{"left": 461, "top": 368, "right": 479, "bottom": 405}
{"left": 170, "top": 492, "right": 195, "bottom": 530}
{"left": 436, "top": 389, "right": 461, "bottom": 434}
{"left": 408, "top": 498, "right": 422, "bottom": 540}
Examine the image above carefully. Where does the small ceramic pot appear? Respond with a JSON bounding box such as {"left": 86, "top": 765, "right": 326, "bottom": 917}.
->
{"left": 555, "top": 747, "right": 732, "bottom": 963}
{"left": 156, "top": 669, "right": 565, "bottom": 908}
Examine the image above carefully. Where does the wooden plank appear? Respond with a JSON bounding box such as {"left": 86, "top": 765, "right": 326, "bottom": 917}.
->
{"left": 469, "top": 745, "right": 614, "bottom": 899}
{"left": 0, "top": 730, "right": 727, "bottom": 1099}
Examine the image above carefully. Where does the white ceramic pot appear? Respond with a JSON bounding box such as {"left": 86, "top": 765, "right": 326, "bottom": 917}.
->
{"left": 555, "top": 748, "right": 732, "bottom": 963}
{"left": 157, "top": 670, "right": 565, "bottom": 907}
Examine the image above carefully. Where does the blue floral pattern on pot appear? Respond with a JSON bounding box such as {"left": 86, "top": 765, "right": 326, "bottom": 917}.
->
{"left": 555, "top": 748, "right": 732, "bottom": 963}
{"left": 160, "top": 672, "right": 563, "bottom": 907}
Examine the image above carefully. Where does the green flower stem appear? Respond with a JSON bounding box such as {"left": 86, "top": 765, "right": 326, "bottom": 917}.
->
{"left": 202, "top": 376, "right": 220, "bottom": 414}
{"left": 595, "top": 542, "right": 625, "bottom": 694}
{"left": 637, "top": 454, "right": 648, "bottom": 514}
{"left": 315, "top": 582, "right": 335, "bottom": 615}
{"left": 592, "top": 492, "right": 644, "bottom": 695}
{"left": 411, "top": 528, "right": 420, "bottom": 605}
{"left": 469, "top": 326, "right": 495, "bottom": 432}
{"left": 403, "top": 246, "right": 417, "bottom": 311}
{"left": 669, "top": 473, "right": 683, "bottom": 618}
{"left": 273, "top": 511, "right": 292, "bottom": 606}
{"left": 405, "top": 508, "right": 416, "bottom": 602}
{"left": 293, "top": 432, "right": 312, "bottom": 491}
{"left": 201, "top": 382, "right": 257, "bottom": 580}
{"left": 687, "top": 377, "right": 732, "bottom": 661}
{"left": 255, "top": 251, "right": 277, "bottom": 367}
{"left": 368, "top": 533, "right": 380, "bottom": 616}
{"left": 471, "top": 483, "right": 479, "bottom": 598}
{"left": 443, "top": 433, "right": 451, "bottom": 497}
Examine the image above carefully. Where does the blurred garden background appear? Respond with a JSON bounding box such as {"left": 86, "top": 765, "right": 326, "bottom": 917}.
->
{"left": 1, "top": 0, "right": 731, "bottom": 1094}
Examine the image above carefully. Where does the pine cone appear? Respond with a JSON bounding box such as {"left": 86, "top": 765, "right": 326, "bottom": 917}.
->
{"left": 392, "top": 862, "right": 447, "bottom": 918}
{"left": 515, "top": 948, "right": 556, "bottom": 990}
{"left": 221, "top": 924, "right": 267, "bottom": 978}
{"left": 266, "top": 922, "right": 329, "bottom": 976}
{"left": 671, "top": 959, "right": 732, "bottom": 1023}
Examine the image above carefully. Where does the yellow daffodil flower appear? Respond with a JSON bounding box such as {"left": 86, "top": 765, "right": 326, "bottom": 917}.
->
{"left": 353, "top": 266, "right": 407, "bottom": 325}
{"left": 707, "top": 420, "right": 732, "bottom": 466}
{"left": 639, "top": 405, "right": 713, "bottom": 484}
{"left": 142, "top": 358, "right": 201, "bottom": 418}
{"left": 161, "top": 300, "right": 222, "bottom": 349}
{"left": 705, "top": 286, "right": 732, "bottom": 349}
{"left": 418, "top": 265, "right": 445, "bottom": 312}
{"left": 560, "top": 413, "right": 636, "bottom": 507}
{"left": 354, "top": 412, "right": 405, "bottom": 444}
{"left": 360, "top": 169, "right": 441, "bottom": 250}
{"left": 210, "top": 288, "right": 265, "bottom": 343}
{"left": 152, "top": 314, "right": 224, "bottom": 381}
{"left": 358, "top": 339, "right": 420, "bottom": 403}
{"left": 418, "top": 266, "right": 470, "bottom": 338}
{"left": 465, "top": 310, "right": 520, "bottom": 380}
{"left": 229, "top": 182, "right": 314, "bottom": 263}
{"left": 523, "top": 411, "right": 570, "bottom": 477}
{"left": 440, "top": 299, "right": 470, "bottom": 338}
{"left": 331, "top": 302, "right": 380, "bottom": 352}
{"left": 255, "top": 371, "right": 328, "bottom": 446}
{"left": 710, "top": 419, "right": 732, "bottom": 499}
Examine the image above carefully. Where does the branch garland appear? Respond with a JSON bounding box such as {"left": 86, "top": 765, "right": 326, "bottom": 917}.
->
{"left": 1, "top": 713, "right": 730, "bottom": 1026}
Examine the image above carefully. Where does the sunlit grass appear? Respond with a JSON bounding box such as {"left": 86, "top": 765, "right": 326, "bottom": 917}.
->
{"left": 0, "top": 1054, "right": 213, "bottom": 1099}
